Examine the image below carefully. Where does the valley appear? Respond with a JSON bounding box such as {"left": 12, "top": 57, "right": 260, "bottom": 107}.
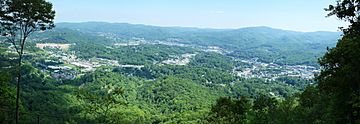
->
{"left": 0, "top": 22, "right": 342, "bottom": 123}
{"left": 32, "top": 37, "right": 319, "bottom": 82}
{"left": 1, "top": 0, "right": 358, "bottom": 123}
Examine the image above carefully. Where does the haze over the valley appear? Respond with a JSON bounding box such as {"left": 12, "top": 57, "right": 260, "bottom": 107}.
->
{"left": 48, "top": 0, "right": 348, "bottom": 32}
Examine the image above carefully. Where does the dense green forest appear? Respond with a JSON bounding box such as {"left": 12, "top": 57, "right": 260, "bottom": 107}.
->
{"left": 0, "top": 0, "right": 359, "bottom": 123}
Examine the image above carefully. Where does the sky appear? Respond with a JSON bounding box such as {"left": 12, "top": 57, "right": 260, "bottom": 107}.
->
{"left": 47, "top": 0, "right": 349, "bottom": 32}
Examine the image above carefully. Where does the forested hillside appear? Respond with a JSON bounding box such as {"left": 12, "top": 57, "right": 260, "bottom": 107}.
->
{"left": 0, "top": 0, "right": 359, "bottom": 123}
{"left": 54, "top": 22, "right": 341, "bottom": 66}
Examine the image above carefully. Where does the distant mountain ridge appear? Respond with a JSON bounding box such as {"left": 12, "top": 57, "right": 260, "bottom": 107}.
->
{"left": 55, "top": 22, "right": 341, "bottom": 45}
{"left": 56, "top": 22, "right": 339, "bottom": 33}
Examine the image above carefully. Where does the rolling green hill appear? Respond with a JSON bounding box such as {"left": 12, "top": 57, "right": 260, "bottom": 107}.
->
{"left": 48, "top": 22, "right": 341, "bottom": 66}
{"left": 1, "top": 22, "right": 339, "bottom": 123}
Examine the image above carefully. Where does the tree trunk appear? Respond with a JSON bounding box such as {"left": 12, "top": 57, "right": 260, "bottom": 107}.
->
{"left": 15, "top": 54, "right": 22, "bottom": 124}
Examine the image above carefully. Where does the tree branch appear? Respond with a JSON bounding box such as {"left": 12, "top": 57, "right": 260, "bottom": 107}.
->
{"left": 6, "top": 36, "right": 20, "bottom": 55}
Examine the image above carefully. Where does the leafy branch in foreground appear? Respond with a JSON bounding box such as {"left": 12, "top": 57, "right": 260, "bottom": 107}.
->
{"left": 0, "top": 0, "right": 55, "bottom": 123}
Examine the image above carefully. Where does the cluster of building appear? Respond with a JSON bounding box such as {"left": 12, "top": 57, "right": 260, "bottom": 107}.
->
{"left": 35, "top": 43, "right": 148, "bottom": 80}
{"left": 36, "top": 43, "right": 71, "bottom": 50}
{"left": 161, "top": 53, "right": 196, "bottom": 66}
{"left": 36, "top": 61, "right": 77, "bottom": 80}
{"left": 233, "top": 59, "right": 320, "bottom": 80}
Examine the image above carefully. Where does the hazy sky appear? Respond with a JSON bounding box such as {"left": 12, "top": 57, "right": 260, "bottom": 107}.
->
{"left": 48, "top": 0, "right": 348, "bottom": 32}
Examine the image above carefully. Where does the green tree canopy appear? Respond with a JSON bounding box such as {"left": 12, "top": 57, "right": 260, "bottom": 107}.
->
{"left": 317, "top": 0, "right": 360, "bottom": 122}
{"left": 326, "top": 0, "right": 360, "bottom": 35}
